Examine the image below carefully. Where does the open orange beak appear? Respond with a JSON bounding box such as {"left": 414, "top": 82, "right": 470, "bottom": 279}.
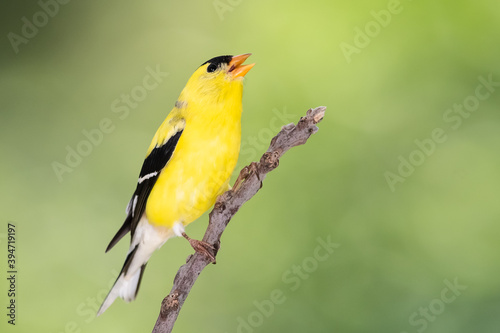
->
{"left": 228, "top": 53, "right": 255, "bottom": 79}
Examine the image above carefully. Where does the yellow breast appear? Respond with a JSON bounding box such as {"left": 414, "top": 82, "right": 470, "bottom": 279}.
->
{"left": 145, "top": 98, "right": 242, "bottom": 228}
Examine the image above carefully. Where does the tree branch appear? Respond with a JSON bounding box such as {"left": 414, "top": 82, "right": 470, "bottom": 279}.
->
{"left": 151, "top": 106, "right": 326, "bottom": 333}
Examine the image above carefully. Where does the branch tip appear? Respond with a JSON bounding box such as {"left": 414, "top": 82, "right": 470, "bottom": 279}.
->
{"left": 307, "top": 106, "right": 326, "bottom": 124}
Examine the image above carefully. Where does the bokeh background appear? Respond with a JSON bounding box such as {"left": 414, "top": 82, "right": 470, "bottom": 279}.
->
{"left": 1, "top": 0, "right": 500, "bottom": 332}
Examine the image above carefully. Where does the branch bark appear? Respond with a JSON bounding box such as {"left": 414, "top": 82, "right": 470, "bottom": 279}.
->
{"left": 151, "top": 106, "right": 326, "bottom": 333}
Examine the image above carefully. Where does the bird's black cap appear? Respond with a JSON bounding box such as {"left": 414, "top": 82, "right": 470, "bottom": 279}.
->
{"left": 201, "top": 55, "right": 233, "bottom": 67}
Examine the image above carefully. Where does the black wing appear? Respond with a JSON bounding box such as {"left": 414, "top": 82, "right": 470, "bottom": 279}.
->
{"left": 105, "top": 129, "right": 184, "bottom": 252}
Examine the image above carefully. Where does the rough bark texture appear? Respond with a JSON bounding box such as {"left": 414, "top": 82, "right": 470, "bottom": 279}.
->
{"left": 152, "top": 106, "right": 326, "bottom": 333}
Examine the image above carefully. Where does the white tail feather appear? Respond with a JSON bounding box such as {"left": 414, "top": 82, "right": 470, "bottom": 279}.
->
{"left": 120, "top": 267, "right": 142, "bottom": 302}
{"left": 97, "top": 268, "right": 142, "bottom": 316}
{"left": 97, "top": 217, "right": 173, "bottom": 316}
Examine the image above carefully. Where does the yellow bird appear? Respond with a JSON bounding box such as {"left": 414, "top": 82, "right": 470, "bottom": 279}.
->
{"left": 98, "top": 54, "right": 254, "bottom": 316}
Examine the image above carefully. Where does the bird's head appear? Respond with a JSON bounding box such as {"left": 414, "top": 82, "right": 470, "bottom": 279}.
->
{"left": 179, "top": 54, "right": 255, "bottom": 107}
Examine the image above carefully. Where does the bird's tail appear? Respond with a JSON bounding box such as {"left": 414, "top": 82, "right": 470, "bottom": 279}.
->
{"left": 97, "top": 247, "right": 146, "bottom": 316}
{"left": 97, "top": 219, "right": 171, "bottom": 316}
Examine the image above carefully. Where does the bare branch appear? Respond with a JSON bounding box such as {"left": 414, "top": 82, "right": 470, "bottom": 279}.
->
{"left": 151, "top": 106, "right": 326, "bottom": 333}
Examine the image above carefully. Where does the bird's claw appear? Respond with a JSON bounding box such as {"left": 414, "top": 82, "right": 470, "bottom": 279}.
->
{"left": 188, "top": 239, "right": 217, "bottom": 264}
{"left": 233, "top": 162, "right": 259, "bottom": 190}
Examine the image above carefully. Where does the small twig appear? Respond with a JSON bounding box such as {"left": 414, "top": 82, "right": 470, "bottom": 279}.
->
{"left": 151, "top": 106, "right": 326, "bottom": 333}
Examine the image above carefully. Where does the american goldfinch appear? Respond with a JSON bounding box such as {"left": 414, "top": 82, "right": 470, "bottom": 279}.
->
{"left": 97, "top": 54, "right": 254, "bottom": 316}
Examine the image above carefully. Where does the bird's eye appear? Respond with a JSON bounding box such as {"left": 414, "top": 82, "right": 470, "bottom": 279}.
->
{"left": 207, "top": 63, "right": 217, "bottom": 73}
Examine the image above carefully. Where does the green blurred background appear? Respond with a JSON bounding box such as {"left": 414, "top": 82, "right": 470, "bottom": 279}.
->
{"left": 1, "top": 0, "right": 500, "bottom": 332}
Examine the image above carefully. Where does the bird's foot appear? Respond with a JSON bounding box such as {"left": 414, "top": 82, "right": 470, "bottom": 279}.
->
{"left": 233, "top": 162, "right": 259, "bottom": 190}
{"left": 182, "top": 232, "right": 216, "bottom": 263}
